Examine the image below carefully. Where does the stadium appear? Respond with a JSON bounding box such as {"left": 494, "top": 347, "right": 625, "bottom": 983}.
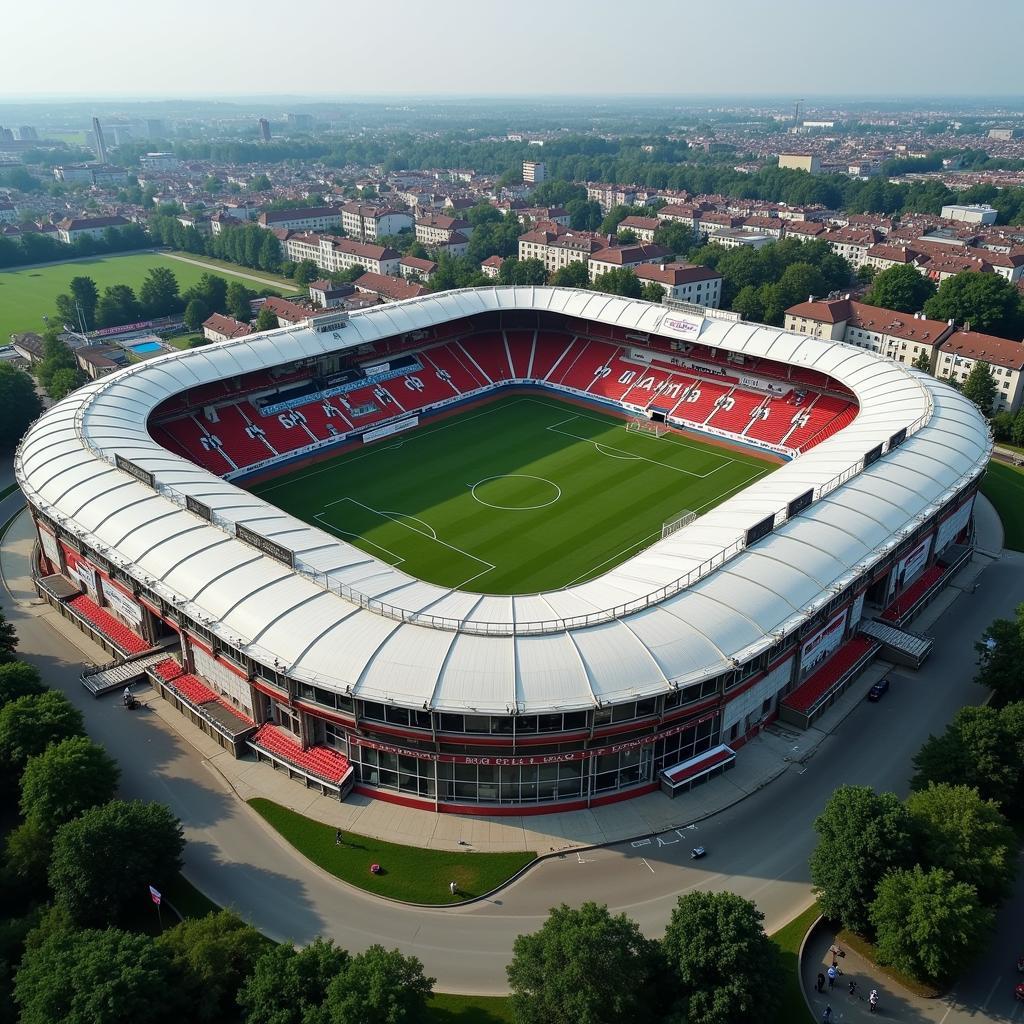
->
{"left": 15, "top": 287, "right": 991, "bottom": 814}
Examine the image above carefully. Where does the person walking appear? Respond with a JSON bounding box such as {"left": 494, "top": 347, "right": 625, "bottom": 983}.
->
{"left": 449, "top": 880, "right": 458, "bottom": 896}
{"left": 827, "top": 965, "right": 837, "bottom": 990}
{"left": 335, "top": 829, "right": 343, "bottom": 846}
{"left": 822, "top": 1005, "right": 832, "bottom": 1023}
{"left": 816, "top": 972, "right": 826, "bottom": 993}
{"left": 869, "top": 989, "right": 879, "bottom": 1013}
{"left": 848, "top": 979, "right": 858, "bottom": 998}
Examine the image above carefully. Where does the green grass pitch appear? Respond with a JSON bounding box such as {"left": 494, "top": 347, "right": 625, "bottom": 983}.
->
{"left": 251, "top": 395, "right": 778, "bottom": 595}
{"left": 0, "top": 251, "right": 288, "bottom": 340}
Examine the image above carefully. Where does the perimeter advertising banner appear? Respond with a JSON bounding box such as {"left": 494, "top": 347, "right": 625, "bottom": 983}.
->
{"left": 658, "top": 314, "right": 705, "bottom": 342}
{"left": 800, "top": 609, "right": 848, "bottom": 676}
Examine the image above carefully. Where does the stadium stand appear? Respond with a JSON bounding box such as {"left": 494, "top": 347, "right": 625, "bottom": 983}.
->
{"left": 67, "top": 593, "right": 149, "bottom": 655}
{"left": 250, "top": 723, "right": 352, "bottom": 784}
{"left": 148, "top": 330, "right": 859, "bottom": 473}
{"left": 781, "top": 635, "right": 880, "bottom": 716}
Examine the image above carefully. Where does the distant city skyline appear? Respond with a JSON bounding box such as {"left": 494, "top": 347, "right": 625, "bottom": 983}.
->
{"left": 3, "top": 0, "right": 1023, "bottom": 100}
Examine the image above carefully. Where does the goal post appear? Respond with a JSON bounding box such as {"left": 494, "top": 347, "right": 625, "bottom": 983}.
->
{"left": 625, "top": 416, "right": 668, "bottom": 437}
{"left": 662, "top": 509, "right": 697, "bottom": 539}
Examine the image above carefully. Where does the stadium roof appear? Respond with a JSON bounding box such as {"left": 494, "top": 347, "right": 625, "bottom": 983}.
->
{"left": 16, "top": 287, "right": 992, "bottom": 714}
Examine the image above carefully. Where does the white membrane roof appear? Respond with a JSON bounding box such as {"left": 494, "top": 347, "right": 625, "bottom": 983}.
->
{"left": 16, "top": 287, "right": 991, "bottom": 713}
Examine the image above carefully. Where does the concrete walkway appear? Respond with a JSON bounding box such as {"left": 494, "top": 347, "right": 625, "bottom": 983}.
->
{"left": 162, "top": 251, "right": 296, "bottom": 292}
{"left": 0, "top": 499, "right": 997, "bottom": 855}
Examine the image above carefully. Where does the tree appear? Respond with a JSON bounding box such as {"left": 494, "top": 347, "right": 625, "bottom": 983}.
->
{"left": 0, "top": 363, "right": 43, "bottom": 451}
{"left": 0, "top": 690, "right": 84, "bottom": 781}
{"left": 506, "top": 902, "right": 664, "bottom": 1024}
{"left": 912, "top": 703, "right": 1024, "bottom": 819}
{"left": 46, "top": 367, "right": 84, "bottom": 402}
{"left": 294, "top": 259, "right": 319, "bottom": 287}
{"left": 95, "top": 284, "right": 143, "bottom": 329}
{"left": 809, "top": 785, "right": 913, "bottom": 933}
{"left": 238, "top": 938, "right": 349, "bottom": 1024}
{"left": 183, "top": 272, "right": 228, "bottom": 315}
{"left": 661, "top": 891, "right": 782, "bottom": 1024}
{"left": 49, "top": 800, "right": 185, "bottom": 926}
{"left": 869, "top": 866, "right": 992, "bottom": 983}
{"left": 157, "top": 911, "right": 269, "bottom": 1024}
{"left": 568, "top": 199, "right": 602, "bottom": 231}
{"left": 862, "top": 263, "right": 937, "bottom": 313}
{"left": 591, "top": 267, "right": 642, "bottom": 298}
{"left": 960, "top": 360, "right": 998, "bottom": 415}
{"left": 641, "top": 280, "right": 666, "bottom": 303}
{"left": 498, "top": 257, "right": 548, "bottom": 286}
{"left": 0, "top": 660, "right": 43, "bottom": 705}
{"left": 905, "top": 783, "right": 1017, "bottom": 906}
{"left": 5, "top": 817, "right": 51, "bottom": 893}
{"left": 34, "top": 329, "right": 77, "bottom": 394}
{"left": 653, "top": 220, "right": 700, "bottom": 259}
{"left": 548, "top": 261, "right": 590, "bottom": 288}
{"left": 321, "top": 944, "right": 434, "bottom": 1024}
{"left": 19, "top": 735, "right": 120, "bottom": 833}
{"left": 924, "top": 270, "right": 1024, "bottom": 338}
{"left": 69, "top": 276, "right": 99, "bottom": 329}
{"left": 14, "top": 925, "right": 181, "bottom": 1024}
{"left": 251, "top": 174, "right": 272, "bottom": 192}
{"left": 184, "top": 298, "right": 210, "bottom": 332}
{"left": 0, "top": 610, "right": 17, "bottom": 664}
{"left": 255, "top": 305, "right": 278, "bottom": 332}
{"left": 913, "top": 349, "right": 932, "bottom": 372}
{"left": 139, "top": 266, "right": 182, "bottom": 318}
{"left": 226, "top": 281, "right": 256, "bottom": 322}
{"left": 975, "top": 605, "right": 1024, "bottom": 705}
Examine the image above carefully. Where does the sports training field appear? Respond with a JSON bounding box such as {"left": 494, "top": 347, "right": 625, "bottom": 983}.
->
{"left": 0, "top": 251, "right": 288, "bottom": 340}
{"left": 251, "top": 395, "right": 778, "bottom": 594}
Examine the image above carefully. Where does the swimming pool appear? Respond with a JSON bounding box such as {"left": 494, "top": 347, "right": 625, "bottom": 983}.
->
{"left": 130, "top": 341, "right": 164, "bottom": 354}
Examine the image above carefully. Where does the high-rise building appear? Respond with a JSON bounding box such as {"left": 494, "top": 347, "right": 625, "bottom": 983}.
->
{"left": 146, "top": 119, "right": 165, "bottom": 139}
{"left": 91, "top": 117, "right": 108, "bottom": 163}
{"left": 522, "top": 160, "right": 547, "bottom": 183}
{"left": 18, "top": 126, "right": 38, "bottom": 141}
{"left": 0, "top": 127, "right": 14, "bottom": 143}
{"left": 286, "top": 113, "right": 314, "bottom": 131}
{"left": 258, "top": 118, "right": 271, "bottom": 142}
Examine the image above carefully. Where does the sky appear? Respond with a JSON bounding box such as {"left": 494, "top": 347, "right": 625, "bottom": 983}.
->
{"left": 2, "top": 0, "right": 1023, "bottom": 100}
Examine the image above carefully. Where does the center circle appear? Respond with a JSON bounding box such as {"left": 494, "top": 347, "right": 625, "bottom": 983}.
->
{"left": 470, "top": 474, "right": 561, "bottom": 511}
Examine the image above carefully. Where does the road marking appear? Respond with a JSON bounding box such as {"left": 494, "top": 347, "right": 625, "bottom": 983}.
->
{"left": 936, "top": 1003, "right": 953, "bottom": 1024}
{"left": 656, "top": 835, "right": 679, "bottom": 846}
{"left": 576, "top": 851, "right": 593, "bottom": 864}
{"left": 641, "top": 858, "right": 655, "bottom": 873}
{"left": 982, "top": 976, "right": 1001, "bottom": 1011}
{"left": 631, "top": 838, "right": 652, "bottom": 848}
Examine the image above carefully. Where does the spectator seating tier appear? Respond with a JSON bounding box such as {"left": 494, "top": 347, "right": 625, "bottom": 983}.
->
{"left": 251, "top": 723, "right": 352, "bottom": 784}
{"left": 67, "top": 593, "right": 149, "bottom": 655}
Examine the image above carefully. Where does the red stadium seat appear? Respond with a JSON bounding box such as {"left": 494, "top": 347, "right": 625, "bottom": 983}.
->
{"left": 251, "top": 723, "right": 352, "bottom": 784}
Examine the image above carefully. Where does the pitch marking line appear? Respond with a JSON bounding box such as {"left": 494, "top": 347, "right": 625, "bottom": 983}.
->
{"left": 313, "top": 514, "right": 407, "bottom": 566}
{"left": 319, "top": 497, "right": 496, "bottom": 590}
{"left": 468, "top": 474, "right": 562, "bottom": 511}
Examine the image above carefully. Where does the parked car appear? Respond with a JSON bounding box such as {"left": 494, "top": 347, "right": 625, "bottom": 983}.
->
{"left": 867, "top": 678, "right": 890, "bottom": 702}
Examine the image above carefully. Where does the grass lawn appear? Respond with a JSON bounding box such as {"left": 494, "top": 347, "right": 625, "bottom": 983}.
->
{"left": 770, "top": 902, "right": 820, "bottom": 1024}
{"left": 0, "top": 251, "right": 283, "bottom": 340}
{"left": 250, "top": 395, "right": 776, "bottom": 594}
{"left": 982, "top": 459, "right": 1024, "bottom": 551}
{"left": 164, "top": 872, "right": 222, "bottom": 921}
{"left": 167, "top": 333, "right": 208, "bottom": 351}
{"left": 428, "top": 993, "right": 514, "bottom": 1024}
{"left": 248, "top": 798, "right": 535, "bottom": 905}
{"left": 836, "top": 928, "right": 942, "bottom": 999}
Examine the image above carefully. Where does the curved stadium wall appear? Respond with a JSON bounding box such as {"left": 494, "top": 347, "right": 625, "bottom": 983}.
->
{"left": 15, "top": 287, "right": 992, "bottom": 813}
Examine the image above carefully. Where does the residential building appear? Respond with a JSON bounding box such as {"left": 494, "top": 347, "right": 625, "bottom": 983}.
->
{"left": 617, "top": 216, "right": 662, "bottom": 243}
{"left": 778, "top": 154, "right": 821, "bottom": 174}
{"left": 340, "top": 203, "right": 413, "bottom": 241}
{"left": 588, "top": 243, "right": 669, "bottom": 281}
{"left": 353, "top": 272, "right": 428, "bottom": 303}
{"left": 308, "top": 280, "right": 355, "bottom": 309}
{"left": 988, "top": 128, "right": 1017, "bottom": 141}
{"left": 820, "top": 227, "right": 882, "bottom": 267}
{"left": 783, "top": 220, "right": 827, "bottom": 241}
{"left": 518, "top": 229, "right": 606, "bottom": 273}
{"left": 284, "top": 233, "right": 400, "bottom": 277}
{"left": 75, "top": 344, "right": 128, "bottom": 380}
{"left": 398, "top": 256, "right": 438, "bottom": 282}
{"left": 415, "top": 214, "right": 471, "bottom": 247}
{"left": 522, "top": 160, "right": 546, "bottom": 183}
{"left": 0, "top": 201, "right": 16, "bottom": 224}
{"left": 708, "top": 229, "right": 772, "bottom": 250}
{"left": 257, "top": 207, "right": 342, "bottom": 233}
{"left": 260, "top": 296, "right": 313, "bottom": 327}
{"left": 784, "top": 296, "right": 954, "bottom": 370}
{"left": 480, "top": 255, "right": 504, "bottom": 279}
{"left": 202, "top": 314, "right": 254, "bottom": 343}
{"left": 941, "top": 204, "right": 999, "bottom": 226}
{"left": 53, "top": 164, "right": 129, "bottom": 186}
{"left": 139, "top": 152, "right": 181, "bottom": 171}
{"left": 586, "top": 182, "right": 638, "bottom": 212}
{"left": 56, "top": 215, "right": 131, "bottom": 244}
{"left": 10, "top": 332, "right": 45, "bottom": 364}
{"left": 936, "top": 330, "right": 1024, "bottom": 413}
{"left": 634, "top": 262, "right": 723, "bottom": 307}
{"left": 658, "top": 205, "right": 699, "bottom": 229}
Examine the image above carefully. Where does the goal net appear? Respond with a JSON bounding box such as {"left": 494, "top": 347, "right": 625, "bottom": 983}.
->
{"left": 662, "top": 509, "right": 697, "bottom": 539}
{"left": 626, "top": 417, "right": 668, "bottom": 437}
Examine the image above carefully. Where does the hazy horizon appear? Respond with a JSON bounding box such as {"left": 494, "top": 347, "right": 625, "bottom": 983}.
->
{"left": 3, "top": 0, "right": 1023, "bottom": 101}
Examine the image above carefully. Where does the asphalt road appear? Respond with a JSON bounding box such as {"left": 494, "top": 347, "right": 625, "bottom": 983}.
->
{"left": 2, "top": 495, "right": 1022, "bottom": 997}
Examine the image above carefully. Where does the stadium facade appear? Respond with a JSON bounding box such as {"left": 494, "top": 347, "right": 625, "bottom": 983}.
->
{"left": 15, "top": 287, "right": 991, "bottom": 814}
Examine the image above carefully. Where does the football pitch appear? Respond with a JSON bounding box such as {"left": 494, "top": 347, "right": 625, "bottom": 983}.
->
{"left": 250, "top": 395, "right": 778, "bottom": 594}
